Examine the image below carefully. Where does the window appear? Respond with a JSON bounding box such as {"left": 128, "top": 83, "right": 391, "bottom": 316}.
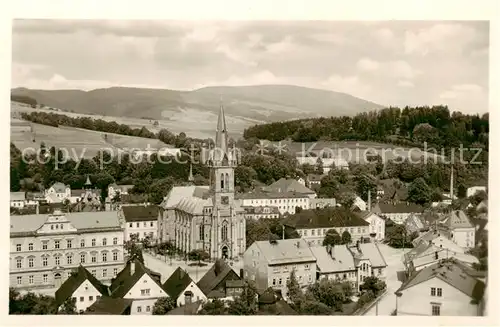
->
{"left": 28, "top": 243, "right": 33, "bottom": 251}
{"left": 17, "top": 276, "right": 22, "bottom": 285}
{"left": 136, "top": 223, "right": 140, "bottom": 228}
{"left": 113, "top": 268, "right": 118, "bottom": 277}
{"left": 143, "top": 222, "right": 147, "bottom": 227}
{"left": 80, "top": 253, "right": 86, "bottom": 263}
{"left": 304, "top": 230, "right": 308, "bottom": 236}
{"left": 437, "top": 288, "right": 442, "bottom": 297}
{"left": 221, "top": 223, "right": 228, "bottom": 241}
{"left": 29, "top": 275, "right": 34, "bottom": 284}
{"left": 96, "top": 295, "right": 101, "bottom": 300}
{"left": 102, "top": 269, "right": 107, "bottom": 278}
{"left": 43, "top": 274, "right": 48, "bottom": 283}
{"left": 28, "top": 257, "right": 34, "bottom": 268}
{"left": 91, "top": 239, "right": 96, "bottom": 247}
{"left": 16, "top": 244, "right": 21, "bottom": 252}
{"left": 305, "top": 264, "right": 310, "bottom": 270}
{"left": 67, "top": 255, "right": 73, "bottom": 265}
{"left": 55, "top": 240, "right": 60, "bottom": 249}
{"left": 55, "top": 256, "right": 60, "bottom": 266}
{"left": 140, "top": 289, "right": 150, "bottom": 296}
{"left": 91, "top": 253, "right": 97, "bottom": 263}
{"left": 80, "top": 239, "right": 85, "bottom": 248}
{"left": 16, "top": 258, "right": 22, "bottom": 269}
{"left": 308, "top": 275, "right": 312, "bottom": 282}
{"left": 431, "top": 287, "right": 436, "bottom": 296}
{"left": 102, "top": 252, "right": 107, "bottom": 262}
{"left": 137, "top": 306, "right": 142, "bottom": 313}
{"left": 102, "top": 238, "right": 107, "bottom": 246}
{"left": 42, "top": 256, "right": 48, "bottom": 267}
{"left": 113, "top": 252, "right": 118, "bottom": 261}
{"left": 67, "top": 240, "right": 72, "bottom": 248}
{"left": 278, "top": 278, "right": 282, "bottom": 285}
{"left": 311, "top": 230, "right": 315, "bottom": 236}
{"left": 272, "top": 278, "right": 276, "bottom": 286}
{"left": 150, "top": 222, "right": 154, "bottom": 227}
{"left": 431, "top": 305, "right": 441, "bottom": 316}
{"left": 42, "top": 241, "right": 48, "bottom": 250}
{"left": 129, "top": 223, "right": 133, "bottom": 228}
{"left": 113, "top": 237, "right": 118, "bottom": 245}
{"left": 299, "top": 276, "right": 303, "bottom": 282}
{"left": 89, "top": 296, "right": 93, "bottom": 301}
{"left": 91, "top": 270, "right": 96, "bottom": 277}
{"left": 80, "top": 297, "right": 84, "bottom": 302}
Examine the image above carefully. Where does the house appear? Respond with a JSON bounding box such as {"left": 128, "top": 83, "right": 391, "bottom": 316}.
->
{"left": 306, "top": 174, "right": 324, "bottom": 188}
{"left": 54, "top": 265, "right": 109, "bottom": 313}
{"left": 262, "top": 178, "right": 317, "bottom": 199}
{"left": 166, "top": 301, "right": 203, "bottom": 315}
{"left": 350, "top": 242, "right": 388, "bottom": 289}
{"left": 10, "top": 192, "right": 27, "bottom": 208}
{"left": 404, "top": 214, "right": 425, "bottom": 235}
{"left": 372, "top": 202, "right": 424, "bottom": 225}
{"left": 310, "top": 198, "right": 336, "bottom": 209}
{"left": 108, "top": 258, "right": 168, "bottom": 315}
{"left": 243, "top": 206, "right": 281, "bottom": 220}
{"left": 378, "top": 179, "right": 408, "bottom": 202}
{"left": 243, "top": 239, "right": 317, "bottom": 294}
{"left": 296, "top": 156, "right": 349, "bottom": 173}
{"left": 351, "top": 196, "right": 367, "bottom": 211}
{"left": 84, "top": 297, "right": 133, "bottom": 315}
{"left": 296, "top": 177, "right": 306, "bottom": 186}
{"left": 197, "top": 259, "right": 244, "bottom": 300}
{"left": 45, "top": 182, "right": 71, "bottom": 203}
{"left": 440, "top": 210, "right": 475, "bottom": 249}
{"left": 162, "top": 267, "right": 207, "bottom": 307}
{"left": 376, "top": 186, "right": 384, "bottom": 199}
{"left": 108, "top": 184, "right": 135, "bottom": 199}
{"left": 310, "top": 245, "right": 357, "bottom": 288}
{"left": 467, "top": 186, "right": 487, "bottom": 198}
{"left": 120, "top": 205, "right": 159, "bottom": 242}
{"left": 395, "top": 259, "right": 486, "bottom": 316}
{"left": 285, "top": 207, "right": 370, "bottom": 246}
{"left": 356, "top": 211, "right": 385, "bottom": 241}
{"left": 237, "top": 191, "right": 310, "bottom": 215}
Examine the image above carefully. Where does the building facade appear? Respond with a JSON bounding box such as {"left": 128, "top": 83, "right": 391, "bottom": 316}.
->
{"left": 120, "top": 205, "right": 159, "bottom": 242}
{"left": 10, "top": 210, "right": 125, "bottom": 291}
{"left": 238, "top": 191, "right": 310, "bottom": 215}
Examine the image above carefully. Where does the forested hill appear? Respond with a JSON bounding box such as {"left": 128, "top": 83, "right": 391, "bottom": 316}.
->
{"left": 243, "top": 106, "right": 489, "bottom": 151}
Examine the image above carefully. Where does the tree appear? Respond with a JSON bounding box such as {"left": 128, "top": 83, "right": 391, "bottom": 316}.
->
{"left": 198, "top": 298, "right": 228, "bottom": 315}
{"left": 355, "top": 174, "right": 377, "bottom": 202}
{"left": 227, "top": 281, "right": 258, "bottom": 315}
{"left": 359, "top": 276, "right": 386, "bottom": 296}
{"left": 408, "top": 177, "right": 432, "bottom": 205}
{"left": 315, "top": 157, "right": 324, "bottom": 175}
{"left": 187, "top": 249, "right": 210, "bottom": 265}
{"left": 286, "top": 270, "right": 304, "bottom": 307}
{"left": 318, "top": 175, "right": 339, "bottom": 198}
{"left": 58, "top": 297, "right": 77, "bottom": 314}
{"left": 152, "top": 297, "right": 176, "bottom": 315}
{"left": 307, "top": 279, "right": 352, "bottom": 311}
{"left": 341, "top": 231, "right": 352, "bottom": 245}
{"left": 337, "top": 192, "right": 355, "bottom": 208}
{"left": 386, "top": 224, "right": 409, "bottom": 248}
{"left": 323, "top": 229, "right": 342, "bottom": 247}
{"left": 9, "top": 289, "right": 57, "bottom": 314}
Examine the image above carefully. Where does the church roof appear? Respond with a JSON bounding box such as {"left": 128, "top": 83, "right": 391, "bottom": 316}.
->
{"left": 175, "top": 197, "right": 212, "bottom": 215}
{"left": 161, "top": 186, "right": 209, "bottom": 209}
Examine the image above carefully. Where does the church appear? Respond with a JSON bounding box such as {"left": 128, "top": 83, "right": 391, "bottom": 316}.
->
{"left": 158, "top": 102, "right": 246, "bottom": 260}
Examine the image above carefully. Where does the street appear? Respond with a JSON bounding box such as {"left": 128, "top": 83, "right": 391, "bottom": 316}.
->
{"left": 364, "top": 244, "right": 409, "bottom": 316}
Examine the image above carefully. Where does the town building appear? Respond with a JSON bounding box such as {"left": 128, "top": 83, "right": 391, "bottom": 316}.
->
{"left": 158, "top": 102, "right": 246, "bottom": 260}
{"left": 237, "top": 191, "right": 310, "bottom": 215}
{"left": 243, "top": 206, "right": 281, "bottom": 220}
{"left": 120, "top": 205, "right": 159, "bottom": 242}
{"left": 45, "top": 182, "right": 71, "bottom": 203}
{"left": 372, "top": 202, "right": 424, "bottom": 225}
{"left": 108, "top": 258, "right": 167, "bottom": 315}
{"left": 306, "top": 174, "right": 324, "bottom": 189}
{"left": 285, "top": 207, "right": 370, "bottom": 246}
{"left": 404, "top": 213, "right": 425, "bottom": 235}
{"left": 311, "top": 245, "right": 357, "bottom": 287}
{"left": 439, "top": 210, "right": 475, "bottom": 249}
{"left": 108, "top": 184, "right": 135, "bottom": 199}
{"left": 243, "top": 239, "right": 317, "bottom": 294}
{"left": 54, "top": 265, "right": 109, "bottom": 313}
{"left": 10, "top": 210, "right": 125, "bottom": 291}
{"left": 356, "top": 211, "right": 385, "bottom": 241}
{"left": 262, "top": 178, "right": 317, "bottom": 199}
{"left": 351, "top": 196, "right": 367, "bottom": 211}
{"left": 10, "top": 192, "right": 27, "bottom": 209}
{"left": 395, "top": 259, "right": 486, "bottom": 316}
{"left": 296, "top": 156, "right": 349, "bottom": 173}
{"left": 196, "top": 259, "right": 244, "bottom": 300}
{"left": 162, "top": 267, "right": 207, "bottom": 306}
{"left": 310, "top": 198, "right": 336, "bottom": 209}
{"left": 467, "top": 186, "right": 487, "bottom": 198}
{"left": 84, "top": 297, "right": 133, "bottom": 315}
{"left": 350, "top": 242, "right": 388, "bottom": 289}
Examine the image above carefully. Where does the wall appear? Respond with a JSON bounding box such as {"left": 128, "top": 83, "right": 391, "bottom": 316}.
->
{"left": 397, "top": 278, "right": 479, "bottom": 316}
{"left": 365, "top": 214, "right": 385, "bottom": 241}
{"left": 125, "top": 220, "right": 157, "bottom": 241}
{"left": 70, "top": 280, "right": 103, "bottom": 313}
{"left": 243, "top": 243, "right": 269, "bottom": 292}
{"left": 124, "top": 273, "right": 169, "bottom": 315}
{"left": 176, "top": 281, "right": 207, "bottom": 306}
{"left": 268, "top": 261, "right": 317, "bottom": 294}
{"left": 452, "top": 228, "right": 475, "bottom": 248}
{"left": 297, "top": 226, "right": 369, "bottom": 246}
{"left": 241, "top": 197, "right": 310, "bottom": 215}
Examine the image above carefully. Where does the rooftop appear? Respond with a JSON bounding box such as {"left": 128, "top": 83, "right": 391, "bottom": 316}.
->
{"left": 121, "top": 205, "right": 159, "bottom": 222}
{"left": 445, "top": 210, "right": 474, "bottom": 229}
{"left": 262, "top": 178, "right": 316, "bottom": 195}
{"left": 285, "top": 207, "right": 369, "bottom": 229}
{"left": 84, "top": 297, "right": 133, "bottom": 315}
{"left": 109, "top": 258, "right": 163, "bottom": 298}
{"left": 162, "top": 267, "right": 194, "bottom": 300}
{"left": 310, "top": 245, "right": 356, "bottom": 273}
{"left": 373, "top": 202, "right": 424, "bottom": 214}
{"left": 10, "top": 192, "right": 26, "bottom": 201}
{"left": 161, "top": 186, "right": 210, "bottom": 209}
{"left": 252, "top": 239, "right": 316, "bottom": 265}
{"left": 197, "top": 259, "right": 242, "bottom": 297}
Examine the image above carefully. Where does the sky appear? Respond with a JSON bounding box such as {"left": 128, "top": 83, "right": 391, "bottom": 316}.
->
{"left": 11, "top": 20, "right": 489, "bottom": 114}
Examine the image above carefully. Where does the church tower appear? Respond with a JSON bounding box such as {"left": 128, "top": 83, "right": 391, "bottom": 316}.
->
{"left": 207, "top": 99, "right": 241, "bottom": 260}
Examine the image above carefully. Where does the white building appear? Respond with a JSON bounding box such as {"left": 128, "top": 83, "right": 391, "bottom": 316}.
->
{"left": 440, "top": 210, "right": 475, "bottom": 249}
{"left": 262, "top": 178, "right": 317, "bottom": 199}
{"left": 296, "top": 156, "right": 349, "bottom": 173}
{"left": 310, "top": 198, "right": 336, "bottom": 209}
{"left": 10, "top": 210, "right": 125, "bottom": 290}
{"left": 467, "top": 186, "right": 487, "bottom": 198}
{"left": 54, "top": 265, "right": 109, "bottom": 313}
{"left": 352, "top": 196, "right": 367, "bottom": 211}
{"left": 162, "top": 267, "right": 207, "bottom": 306}
{"left": 396, "top": 259, "right": 486, "bottom": 316}
{"left": 108, "top": 259, "right": 168, "bottom": 315}
{"left": 108, "top": 184, "right": 135, "bottom": 198}
{"left": 372, "top": 203, "right": 424, "bottom": 225}
{"left": 238, "top": 191, "right": 310, "bottom": 215}
{"left": 44, "top": 182, "right": 71, "bottom": 203}
{"left": 120, "top": 205, "right": 159, "bottom": 242}
{"left": 356, "top": 211, "right": 385, "bottom": 241}
{"left": 243, "top": 239, "right": 317, "bottom": 293}
{"left": 10, "top": 192, "right": 27, "bottom": 208}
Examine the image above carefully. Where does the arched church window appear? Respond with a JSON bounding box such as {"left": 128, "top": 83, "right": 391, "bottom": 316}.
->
{"left": 225, "top": 173, "right": 229, "bottom": 191}
{"left": 222, "top": 222, "right": 228, "bottom": 241}
{"left": 199, "top": 224, "right": 204, "bottom": 240}
{"left": 220, "top": 173, "right": 224, "bottom": 190}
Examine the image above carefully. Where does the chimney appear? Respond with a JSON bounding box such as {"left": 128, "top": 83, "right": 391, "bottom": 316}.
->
{"left": 240, "top": 268, "right": 244, "bottom": 279}
{"left": 367, "top": 191, "right": 371, "bottom": 212}
{"left": 130, "top": 261, "right": 136, "bottom": 276}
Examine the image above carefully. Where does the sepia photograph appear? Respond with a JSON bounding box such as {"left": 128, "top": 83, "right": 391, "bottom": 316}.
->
{"left": 8, "top": 16, "right": 490, "bottom": 318}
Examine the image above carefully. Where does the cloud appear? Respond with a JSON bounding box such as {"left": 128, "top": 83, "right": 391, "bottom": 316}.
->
{"left": 438, "top": 84, "right": 487, "bottom": 113}
{"left": 356, "top": 58, "right": 380, "bottom": 72}
{"left": 398, "top": 80, "right": 414, "bottom": 88}
{"left": 389, "top": 60, "right": 421, "bottom": 79}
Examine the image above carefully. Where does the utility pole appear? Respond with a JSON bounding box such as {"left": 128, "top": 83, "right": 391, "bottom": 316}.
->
{"left": 282, "top": 225, "right": 285, "bottom": 240}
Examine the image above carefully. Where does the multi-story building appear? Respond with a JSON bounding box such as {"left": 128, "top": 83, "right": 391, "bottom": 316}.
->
{"left": 262, "top": 178, "right": 317, "bottom": 199}
{"left": 108, "top": 184, "right": 135, "bottom": 199}
{"left": 285, "top": 207, "right": 370, "bottom": 246}
{"left": 10, "top": 192, "right": 27, "bottom": 209}
{"left": 157, "top": 102, "right": 246, "bottom": 260}
{"left": 120, "top": 205, "right": 159, "bottom": 242}
{"left": 237, "top": 191, "right": 310, "bottom": 215}
{"left": 243, "top": 206, "right": 281, "bottom": 220}
{"left": 395, "top": 258, "right": 486, "bottom": 316}
{"left": 372, "top": 202, "right": 424, "bottom": 225}
{"left": 243, "top": 239, "right": 317, "bottom": 294}
{"left": 356, "top": 211, "right": 385, "bottom": 241}
{"left": 310, "top": 198, "right": 336, "bottom": 209}
{"left": 44, "top": 182, "right": 71, "bottom": 203}
{"left": 10, "top": 210, "right": 125, "bottom": 290}
{"left": 440, "top": 210, "right": 475, "bottom": 249}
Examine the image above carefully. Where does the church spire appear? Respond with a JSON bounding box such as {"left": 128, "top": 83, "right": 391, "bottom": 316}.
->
{"left": 84, "top": 175, "right": 92, "bottom": 188}
{"left": 215, "top": 96, "right": 228, "bottom": 154}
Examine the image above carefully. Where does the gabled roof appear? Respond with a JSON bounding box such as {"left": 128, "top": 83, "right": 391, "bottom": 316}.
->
{"left": 197, "top": 259, "right": 241, "bottom": 297}
{"left": 285, "top": 207, "right": 369, "bottom": 229}
{"left": 162, "top": 267, "right": 194, "bottom": 300}
{"left": 174, "top": 197, "right": 212, "bottom": 215}
{"left": 376, "top": 203, "right": 424, "bottom": 214}
{"left": 109, "top": 259, "right": 163, "bottom": 298}
{"left": 263, "top": 178, "right": 316, "bottom": 195}
{"left": 161, "top": 186, "right": 210, "bottom": 209}
{"left": 405, "top": 214, "right": 425, "bottom": 234}
{"left": 445, "top": 210, "right": 473, "bottom": 229}
{"left": 311, "top": 245, "right": 355, "bottom": 273}
{"left": 50, "top": 182, "right": 70, "bottom": 193}
{"left": 55, "top": 265, "right": 109, "bottom": 307}
{"left": 397, "top": 259, "right": 485, "bottom": 302}
{"left": 121, "top": 205, "right": 159, "bottom": 222}
{"left": 10, "top": 192, "right": 26, "bottom": 201}
{"left": 85, "top": 297, "right": 133, "bottom": 315}
{"left": 166, "top": 301, "right": 203, "bottom": 315}
{"left": 351, "top": 243, "right": 387, "bottom": 268}
{"left": 252, "top": 239, "right": 316, "bottom": 265}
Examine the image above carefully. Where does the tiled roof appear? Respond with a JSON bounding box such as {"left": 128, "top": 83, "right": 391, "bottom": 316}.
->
{"left": 197, "top": 260, "right": 241, "bottom": 297}
{"left": 311, "top": 245, "right": 356, "bottom": 273}
{"left": 285, "top": 207, "right": 369, "bottom": 229}
{"left": 397, "top": 258, "right": 486, "bottom": 301}
{"left": 10, "top": 192, "right": 26, "bottom": 201}
{"left": 161, "top": 186, "right": 209, "bottom": 209}
{"left": 174, "top": 197, "right": 212, "bottom": 215}
{"left": 356, "top": 243, "right": 387, "bottom": 268}
{"left": 50, "top": 182, "right": 69, "bottom": 193}
{"left": 109, "top": 259, "right": 163, "bottom": 298}
{"left": 404, "top": 214, "right": 425, "bottom": 233}
{"left": 237, "top": 190, "right": 309, "bottom": 200}
{"left": 376, "top": 203, "right": 424, "bottom": 214}
{"left": 55, "top": 265, "right": 109, "bottom": 308}
{"left": 253, "top": 239, "right": 316, "bottom": 265}
{"left": 166, "top": 301, "right": 203, "bottom": 315}
{"left": 263, "top": 178, "right": 316, "bottom": 195}
{"left": 121, "top": 205, "right": 159, "bottom": 222}
{"left": 162, "top": 267, "right": 193, "bottom": 300}
{"left": 446, "top": 210, "right": 473, "bottom": 229}
{"left": 84, "top": 297, "right": 133, "bottom": 315}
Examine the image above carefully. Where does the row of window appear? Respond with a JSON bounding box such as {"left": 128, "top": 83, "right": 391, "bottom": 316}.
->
{"left": 273, "top": 274, "right": 312, "bottom": 286}
{"left": 299, "top": 227, "right": 367, "bottom": 237}
{"left": 14, "top": 251, "right": 121, "bottom": 269}
{"left": 128, "top": 221, "right": 155, "bottom": 228}
{"left": 15, "top": 268, "right": 119, "bottom": 285}
{"left": 250, "top": 198, "right": 307, "bottom": 204}
{"left": 15, "top": 237, "right": 120, "bottom": 252}
{"left": 431, "top": 287, "right": 443, "bottom": 297}
{"left": 272, "top": 264, "right": 310, "bottom": 274}
{"left": 73, "top": 295, "right": 101, "bottom": 302}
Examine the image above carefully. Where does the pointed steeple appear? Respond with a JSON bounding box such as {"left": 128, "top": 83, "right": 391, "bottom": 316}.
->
{"left": 215, "top": 96, "right": 228, "bottom": 155}
{"left": 188, "top": 163, "right": 194, "bottom": 184}
{"left": 85, "top": 175, "right": 92, "bottom": 188}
